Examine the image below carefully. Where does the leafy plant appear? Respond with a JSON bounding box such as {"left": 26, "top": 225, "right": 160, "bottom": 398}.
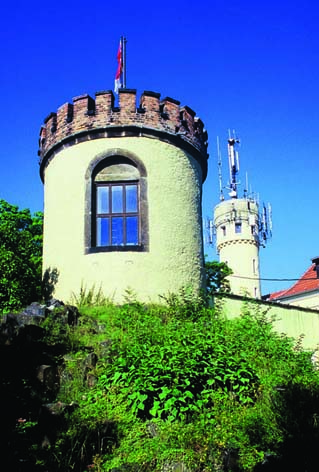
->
{"left": 99, "top": 313, "right": 258, "bottom": 424}
{"left": 0, "top": 199, "right": 43, "bottom": 312}
{"left": 205, "top": 260, "right": 233, "bottom": 295}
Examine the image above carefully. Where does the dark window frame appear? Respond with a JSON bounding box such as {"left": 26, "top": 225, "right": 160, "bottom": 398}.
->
{"left": 93, "top": 180, "right": 140, "bottom": 248}
{"left": 84, "top": 151, "right": 149, "bottom": 254}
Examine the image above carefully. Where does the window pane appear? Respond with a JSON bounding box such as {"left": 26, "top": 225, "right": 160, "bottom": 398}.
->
{"left": 112, "top": 217, "right": 124, "bottom": 245}
{"left": 235, "top": 223, "right": 242, "bottom": 233}
{"left": 112, "top": 186, "right": 123, "bottom": 213}
{"left": 126, "top": 185, "right": 138, "bottom": 213}
{"left": 126, "top": 216, "right": 138, "bottom": 245}
{"left": 97, "top": 217, "right": 109, "bottom": 246}
{"left": 97, "top": 187, "right": 109, "bottom": 214}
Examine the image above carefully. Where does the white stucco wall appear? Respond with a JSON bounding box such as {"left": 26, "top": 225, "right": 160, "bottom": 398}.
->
{"left": 273, "top": 292, "right": 319, "bottom": 310}
{"left": 43, "top": 136, "right": 204, "bottom": 303}
{"left": 214, "top": 199, "right": 261, "bottom": 298}
{"left": 214, "top": 294, "right": 319, "bottom": 350}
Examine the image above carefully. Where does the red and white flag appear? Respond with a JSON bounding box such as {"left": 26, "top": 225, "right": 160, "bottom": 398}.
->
{"left": 114, "top": 41, "right": 122, "bottom": 94}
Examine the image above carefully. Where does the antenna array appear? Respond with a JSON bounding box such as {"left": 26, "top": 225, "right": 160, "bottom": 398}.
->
{"left": 204, "top": 132, "right": 273, "bottom": 248}
{"left": 203, "top": 217, "right": 214, "bottom": 246}
{"left": 259, "top": 203, "right": 272, "bottom": 246}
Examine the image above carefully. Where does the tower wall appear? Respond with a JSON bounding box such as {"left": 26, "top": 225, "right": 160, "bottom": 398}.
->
{"left": 39, "top": 90, "right": 208, "bottom": 303}
{"left": 214, "top": 198, "right": 261, "bottom": 298}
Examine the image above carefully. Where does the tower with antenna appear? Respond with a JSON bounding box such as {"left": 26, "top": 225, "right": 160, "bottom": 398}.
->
{"left": 213, "top": 132, "right": 271, "bottom": 298}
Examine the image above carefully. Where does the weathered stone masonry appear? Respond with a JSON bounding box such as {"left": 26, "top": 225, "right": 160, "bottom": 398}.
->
{"left": 39, "top": 89, "right": 208, "bottom": 180}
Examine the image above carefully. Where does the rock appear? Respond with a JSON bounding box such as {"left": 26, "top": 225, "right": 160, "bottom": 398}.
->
{"left": 99, "top": 339, "right": 113, "bottom": 359}
{"left": 84, "top": 352, "right": 98, "bottom": 369}
{"left": 83, "top": 352, "right": 99, "bottom": 387}
{"left": 47, "top": 303, "right": 80, "bottom": 326}
{"left": 38, "top": 401, "right": 79, "bottom": 447}
{"left": 22, "top": 302, "right": 47, "bottom": 318}
{"left": 110, "top": 464, "right": 145, "bottom": 472}
{"left": 46, "top": 298, "right": 65, "bottom": 311}
{"left": 0, "top": 313, "right": 45, "bottom": 345}
{"left": 0, "top": 315, "right": 19, "bottom": 345}
{"left": 86, "top": 373, "right": 98, "bottom": 388}
{"left": 37, "top": 364, "right": 60, "bottom": 395}
{"left": 161, "top": 462, "right": 191, "bottom": 472}
{"left": 64, "top": 304, "right": 80, "bottom": 326}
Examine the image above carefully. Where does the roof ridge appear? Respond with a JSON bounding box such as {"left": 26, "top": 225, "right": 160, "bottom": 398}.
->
{"left": 269, "top": 263, "right": 318, "bottom": 300}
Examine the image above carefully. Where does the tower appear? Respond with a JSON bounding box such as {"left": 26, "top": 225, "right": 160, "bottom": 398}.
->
{"left": 213, "top": 134, "right": 271, "bottom": 298}
{"left": 38, "top": 89, "right": 208, "bottom": 303}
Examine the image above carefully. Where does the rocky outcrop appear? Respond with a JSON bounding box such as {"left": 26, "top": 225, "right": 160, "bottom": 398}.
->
{"left": 1, "top": 300, "right": 80, "bottom": 470}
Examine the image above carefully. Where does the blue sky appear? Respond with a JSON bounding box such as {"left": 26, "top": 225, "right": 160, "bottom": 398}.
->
{"left": 1, "top": 0, "right": 318, "bottom": 294}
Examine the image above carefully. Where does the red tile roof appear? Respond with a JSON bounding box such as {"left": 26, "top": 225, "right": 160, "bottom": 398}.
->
{"left": 269, "top": 263, "right": 319, "bottom": 301}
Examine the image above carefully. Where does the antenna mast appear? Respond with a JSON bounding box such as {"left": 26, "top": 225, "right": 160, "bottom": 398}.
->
{"left": 217, "top": 136, "right": 224, "bottom": 201}
{"left": 227, "top": 130, "right": 240, "bottom": 198}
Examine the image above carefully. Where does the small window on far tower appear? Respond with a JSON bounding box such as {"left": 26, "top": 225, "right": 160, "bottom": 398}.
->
{"left": 221, "top": 226, "right": 226, "bottom": 236}
{"left": 235, "top": 222, "right": 242, "bottom": 234}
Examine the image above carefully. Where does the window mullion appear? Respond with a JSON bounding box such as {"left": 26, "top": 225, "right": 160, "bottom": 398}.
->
{"left": 95, "top": 180, "right": 140, "bottom": 248}
{"left": 108, "top": 187, "right": 112, "bottom": 245}
{"left": 123, "top": 184, "right": 126, "bottom": 245}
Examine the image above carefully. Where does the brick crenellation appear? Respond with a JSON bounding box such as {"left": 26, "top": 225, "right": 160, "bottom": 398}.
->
{"left": 38, "top": 89, "right": 208, "bottom": 177}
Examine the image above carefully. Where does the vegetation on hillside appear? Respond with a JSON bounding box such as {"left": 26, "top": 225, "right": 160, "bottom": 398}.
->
{"left": 0, "top": 199, "right": 43, "bottom": 312}
{"left": 4, "top": 291, "right": 319, "bottom": 471}
{"left": 1, "top": 199, "right": 319, "bottom": 470}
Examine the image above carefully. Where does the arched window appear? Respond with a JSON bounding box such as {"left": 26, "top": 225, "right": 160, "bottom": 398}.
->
{"left": 89, "top": 155, "right": 148, "bottom": 252}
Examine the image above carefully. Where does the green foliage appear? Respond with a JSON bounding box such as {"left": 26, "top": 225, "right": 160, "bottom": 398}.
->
{"left": 160, "top": 286, "right": 207, "bottom": 321}
{"left": 205, "top": 260, "right": 233, "bottom": 295}
{"left": 99, "top": 306, "right": 257, "bottom": 425}
{"left": 71, "top": 283, "right": 113, "bottom": 308}
{"left": 6, "top": 297, "right": 319, "bottom": 471}
{"left": 44, "top": 300, "right": 319, "bottom": 471}
{"left": 0, "top": 199, "right": 43, "bottom": 312}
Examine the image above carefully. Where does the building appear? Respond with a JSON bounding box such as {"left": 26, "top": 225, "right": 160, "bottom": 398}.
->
{"left": 213, "top": 136, "right": 271, "bottom": 298}
{"left": 38, "top": 89, "right": 208, "bottom": 303}
{"left": 264, "top": 257, "right": 319, "bottom": 310}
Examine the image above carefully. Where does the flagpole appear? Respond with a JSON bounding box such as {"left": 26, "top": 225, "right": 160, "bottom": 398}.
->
{"left": 122, "top": 36, "right": 127, "bottom": 89}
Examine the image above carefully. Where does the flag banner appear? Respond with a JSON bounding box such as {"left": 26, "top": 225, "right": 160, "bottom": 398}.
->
{"left": 114, "top": 41, "right": 122, "bottom": 94}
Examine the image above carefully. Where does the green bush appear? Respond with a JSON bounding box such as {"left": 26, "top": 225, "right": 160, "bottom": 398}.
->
{"left": 43, "top": 298, "right": 319, "bottom": 471}
{"left": 0, "top": 199, "right": 43, "bottom": 312}
{"left": 205, "top": 260, "right": 233, "bottom": 295}
{"left": 6, "top": 296, "right": 319, "bottom": 471}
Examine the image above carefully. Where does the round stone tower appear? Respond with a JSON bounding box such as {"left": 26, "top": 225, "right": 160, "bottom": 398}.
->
{"left": 38, "top": 89, "right": 208, "bottom": 303}
{"left": 213, "top": 135, "right": 269, "bottom": 299}
{"left": 214, "top": 198, "right": 261, "bottom": 298}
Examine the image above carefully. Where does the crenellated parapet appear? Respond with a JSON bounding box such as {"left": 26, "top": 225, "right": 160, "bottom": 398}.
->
{"left": 38, "top": 89, "right": 209, "bottom": 181}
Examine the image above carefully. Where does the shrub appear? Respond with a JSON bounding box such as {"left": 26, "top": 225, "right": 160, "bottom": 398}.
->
{"left": 0, "top": 199, "right": 43, "bottom": 312}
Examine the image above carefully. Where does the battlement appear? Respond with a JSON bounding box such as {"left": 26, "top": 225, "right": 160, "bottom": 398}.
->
{"left": 38, "top": 89, "right": 208, "bottom": 180}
